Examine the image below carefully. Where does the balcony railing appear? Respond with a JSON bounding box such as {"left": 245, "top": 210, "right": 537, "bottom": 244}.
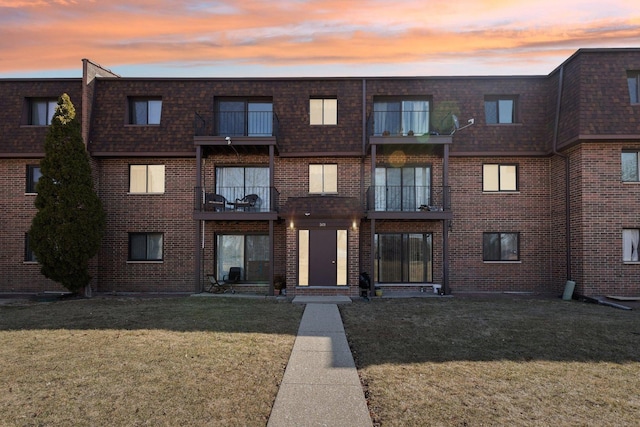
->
{"left": 367, "top": 109, "right": 431, "bottom": 137}
{"left": 194, "top": 111, "right": 280, "bottom": 138}
{"left": 194, "top": 186, "right": 279, "bottom": 213}
{"left": 366, "top": 185, "right": 450, "bottom": 212}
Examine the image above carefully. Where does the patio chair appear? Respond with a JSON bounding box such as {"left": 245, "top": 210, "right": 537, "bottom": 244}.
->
{"left": 204, "top": 193, "right": 227, "bottom": 211}
{"left": 229, "top": 194, "right": 259, "bottom": 211}
{"left": 205, "top": 267, "right": 240, "bottom": 293}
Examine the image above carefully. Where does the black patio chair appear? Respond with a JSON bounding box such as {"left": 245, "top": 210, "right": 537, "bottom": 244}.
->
{"left": 229, "top": 194, "right": 259, "bottom": 211}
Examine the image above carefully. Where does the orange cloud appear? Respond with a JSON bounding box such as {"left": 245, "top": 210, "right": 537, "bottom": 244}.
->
{"left": 0, "top": 0, "right": 638, "bottom": 76}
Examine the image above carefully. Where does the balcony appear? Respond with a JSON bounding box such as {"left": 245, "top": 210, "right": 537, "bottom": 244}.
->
{"left": 366, "top": 185, "right": 452, "bottom": 220}
{"left": 367, "top": 109, "right": 452, "bottom": 147}
{"left": 194, "top": 109, "right": 279, "bottom": 149}
{"left": 193, "top": 186, "right": 279, "bottom": 220}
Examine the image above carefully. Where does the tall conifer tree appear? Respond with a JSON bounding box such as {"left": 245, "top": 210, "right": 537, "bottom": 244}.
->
{"left": 29, "top": 94, "right": 105, "bottom": 293}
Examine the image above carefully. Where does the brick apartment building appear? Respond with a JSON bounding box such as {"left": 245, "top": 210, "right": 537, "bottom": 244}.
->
{"left": 1, "top": 48, "right": 639, "bottom": 298}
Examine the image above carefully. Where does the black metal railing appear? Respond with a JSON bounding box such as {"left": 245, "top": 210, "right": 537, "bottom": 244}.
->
{"left": 366, "top": 185, "right": 450, "bottom": 212}
{"left": 194, "top": 186, "right": 279, "bottom": 213}
{"left": 194, "top": 111, "right": 280, "bottom": 138}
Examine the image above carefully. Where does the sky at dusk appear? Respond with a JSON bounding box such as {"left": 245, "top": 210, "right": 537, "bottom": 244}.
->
{"left": 0, "top": 0, "right": 639, "bottom": 78}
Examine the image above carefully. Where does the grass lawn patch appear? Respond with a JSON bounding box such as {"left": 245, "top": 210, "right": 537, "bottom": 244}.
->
{"left": 0, "top": 297, "right": 303, "bottom": 426}
{"left": 341, "top": 297, "right": 640, "bottom": 426}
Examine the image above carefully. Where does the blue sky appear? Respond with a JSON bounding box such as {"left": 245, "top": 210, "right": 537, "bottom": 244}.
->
{"left": 0, "top": 0, "right": 638, "bottom": 78}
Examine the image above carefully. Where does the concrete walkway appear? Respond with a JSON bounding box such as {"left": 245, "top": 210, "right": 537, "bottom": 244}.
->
{"left": 268, "top": 299, "right": 372, "bottom": 427}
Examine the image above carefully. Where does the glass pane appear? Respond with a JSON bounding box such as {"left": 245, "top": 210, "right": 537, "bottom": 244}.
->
{"left": 31, "top": 101, "right": 47, "bottom": 125}
{"left": 246, "top": 235, "right": 269, "bottom": 281}
{"left": 628, "top": 75, "right": 639, "bottom": 104}
{"left": 501, "top": 233, "right": 518, "bottom": 260}
{"left": 336, "top": 230, "right": 347, "bottom": 286}
{"left": 483, "top": 165, "right": 499, "bottom": 191}
{"left": 323, "top": 99, "right": 337, "bottom": 125}
{"left": 374, "top": 168, "right": 386, "bottom": 210}
{"left": 129, "top": 165, "right": 148, "bottom": 193}
{"left": 309, "top": 165, "right": 324, "bottom": 193}
{"left": 402, "top": 168, "right": 416, "bottom": 211}
{"left": 147, "top": 165, "right": 165, "bottom": 193}
{"left": 621, "top": 152, "right": 639, "bottom": 182}
{"left": 218, "top": 101, "right": 245, "bottom": 136}
{"left": 485, "top": 100, "right": 497, "bottom": 124}
{"left": 245, "top": 167, "right": 269, "bottom": 210}
{"left": 378, "top": 234, "right": 402, "bottom": 282}
{"left": 374, "top": 101, "right": 401, "bottom": 135}
{"left": 407, "top": 234, "right": 424, "bottom": 282}
{"left": 130, "top": 234, "right": 147, "bottom": 260}
{"left": 415, "top": 167, "right": 431, "bottom": 206}
{"left": 147, "top": 233, "right": 163, "bottom": 260}
{"left": 248, "top": 102, "right": 272, "bottom": 136}
{"left": 133, "top": 100, "right": 147, "bottom": 124}
{"left": 483, "top": 233, "right": 500, "bottom": 261}
{"left": 623, "top": 229, "right": 639, "bottom": 262}
{"left": 402, "top": 100, "right": 429, "bottom": 135}
{"left": 217, "top": 167, "right": 244, "bottom": 202}
{"left": 148, "top": 100, "right": 162, "bottom": 124}
{"left": 309, "top": 99, "right": 323, "bottom": 125}
{"left": 323, "top": 164, "right": 337, "bottom": 193}
{"left": 500, "top": 165, "right": 517, "bottom": 191}
{"left": 217, "top": 235, "right": 244, "bottom": 281}
{"left": 47, "top": 100, "right": 57, "bottom": 124}
{"left": 298, "top": 230, "right": 309, "bottom": 286}
{"left": 498, "top": 99, "right": 514, "bottom": 123}
{"left": 386, "top": 168, "right": 401, "bottom": 210}
{"left": 28, "top": 166, "right": 42, "bottom": 193}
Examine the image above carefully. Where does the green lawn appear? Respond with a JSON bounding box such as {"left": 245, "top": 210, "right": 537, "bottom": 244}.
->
{"left": 0, "top": 296, "right": 303, "bottom": 426}
{"left": 341, "top": 297, "right": 640, "bottom": 426}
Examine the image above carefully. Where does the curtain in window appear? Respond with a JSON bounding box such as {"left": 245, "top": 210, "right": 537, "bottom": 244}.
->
{"left": 133, "top": 101, "right": 148, "bottom": 124}
{"left": 621, "top": 152, "right": 639, "bottom": 182}
{"left": 147, "top": 165, "right": 165, "bottom": 193}
{"left": 147, "top": 100, "right": 162, "bottom": 125}
{"left": 216, "top": 167, "right": 269, "bottom": 209}
{"left": 245, "top": 167, "right": 269, "bottom": 210}
{"left": 245, "top": 235, "right": 269, "bottom": 281}
{"left": 375, "top": 167, "right": 430, "bottom": 211}
{"left": 31, "top": 101, "right": 48, "bottom": 125}
{"left": 501, "top": 233, "right": 518, "bottom": 260}
{"left": 374, "top": 101, "right": 401, "bottom": 135}
{"left": 217, "top": 167, "right": 244, "bottom": 203}
{"left": 375, "top": 234, "right": 432, "bottom": 283}
{"left": 402, "top": 101, "right": 429, "bottom": 135}
{"left": 147, "top": 234, "right": 163, "bottom": 260}
{"left": 377, "top": 234, "right": 402, "bottom": 282}
{"left": 623, "top": 229, "right": 639, "bottom": 262}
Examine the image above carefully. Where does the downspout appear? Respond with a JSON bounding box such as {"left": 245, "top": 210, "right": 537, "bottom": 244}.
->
{"left": 551, "top": 65, "right": 572, "bottom": 282}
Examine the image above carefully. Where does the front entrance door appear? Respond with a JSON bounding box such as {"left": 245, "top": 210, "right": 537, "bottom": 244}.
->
{"left": 299, "top": 229, "right": 348, "bottom": 286}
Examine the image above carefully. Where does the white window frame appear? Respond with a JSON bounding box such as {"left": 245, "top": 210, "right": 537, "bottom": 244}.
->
{"left": 623, "top": 229, "right": 640, "bottom": 262}
{"left": 129, "top": 164, "right": 165, "bottom": 194}
{"left": 309, "top": 164, "right": 337, "bottom": 194}
{"left": 310, "top": 98, "right": 337, "bottom": 125}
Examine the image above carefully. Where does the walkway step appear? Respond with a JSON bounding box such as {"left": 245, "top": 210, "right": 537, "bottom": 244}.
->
{"left": 292, "top": 295, "right": 352, "bottom": 305}
{"left": 268, "top": 303, "right": 372, "bottom": 427}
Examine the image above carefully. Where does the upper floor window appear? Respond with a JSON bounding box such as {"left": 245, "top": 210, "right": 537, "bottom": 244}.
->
{"left": 217, "top": 99, "right": 273, "bottom": 137}
{"left": 483, "top": 232, "right": 520, "bottom": 261}
{"left": 373, "top": 98, "right": 430, "bottom": 136}
{"left": 26, "top": 165, "right": 42, "bottom": 193}
{"left": 375, "top": 166, "right": 431, "bottom": 211}
{"left": 623, "top": 229, "right": 639, "bottom": 262}
{"left": 621, "top": 151, "right": 640, "bottom": 182}
{"left": 483, "top": 164, "right": 518, "bottom": 192}
{"left": 129, "top": 98, "right": 162, "bottom": 125}
{"left": 627, "top": 72, "right": 640, "bottom": 104}
{"left": 484, "top": 96, "right": 517, "bottom": 124}
{"left": 29, "top": 98, "right": 57, "bottom": 125}
{"left": 310, "top": 98, "right": 337, "bottom": 125}
{"left": 129, "top": 165, "right": 165, "bottom": 193}
{"left": 128, "top": 232, "right": 163, "bottom": 261}
{"left": 309, "top": 164, "right": 337, "bottom": 194}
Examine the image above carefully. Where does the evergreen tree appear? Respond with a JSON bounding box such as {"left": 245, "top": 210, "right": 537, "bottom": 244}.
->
{"left": 29, "top": 94, "right": 106, "bottom": 294}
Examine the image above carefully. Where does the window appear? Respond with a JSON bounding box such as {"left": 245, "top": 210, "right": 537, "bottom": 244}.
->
{"left": 26, "top": 165, "right": 42, "bottom": 193}
{"left": 29, "top": 98, "right": 57, "bottom": 125}
{"left": 310, "top": 98, "right": 337, "bottom": 125}
{"left": 483, "top": 232, "right": 519, "bottom": 261}
{"left": 374, "top": 233, "right": 433, "bottom": 283}
{"left": 217, "top": 99, "right": 273, "bottom": 136}
{"left": 24, "top": 234, "right": 37, "bottom": 262}
{"left": 129, "top": 165, "right": 165, "bottom": 193}
{"left": 375, "top": 166, "right": 431, "bottom": 211}
{"left": 129, "top": 98, "right": 162, "bottom": 124}
{"left": 216, "top": 234, "right": 269, "bottom": 282}
{"left": 216, "top": 167, "right": 270, "bottom": 209}
{"left": 627, "top": 72, "right": 640, "bottom": 104}
{"left": 309, "top": 164, "right": 337, "bottom": 194}
{"left": 483, "top": 164, "right": 518, "bottom": 191}
{"left": 373, "top": 98, "right": 430, "bottom": 136}
{"left": 621, "top": 151, "right": 640, "bottom": 182}
{"left": 485, "top": 96, "right": 516, "bottom": 124}
{"left": 128, "top": 233, "right": 163, "bottom": 261}
{"left": 623, "top": 229, "right": 639, "bottom": 262}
